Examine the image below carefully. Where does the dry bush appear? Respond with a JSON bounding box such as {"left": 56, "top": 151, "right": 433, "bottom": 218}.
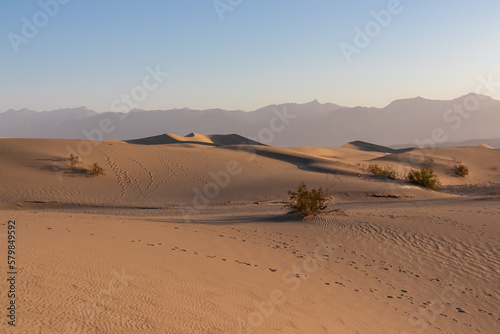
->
{"left": 406, "top": 168, "right": 441, "bottom": 191}
{"left": 88, "top": 162, "right": 105, "bottom": 177}
{"left": 455, "top": 164, "right": 469, "bottom": 177}
{"left": 285, "top": 182, "right": 327, "bottom": 217}
{"left": 68, "top": 154, "right": 80, "bottom": 169}
{"left": 367, "top": 164, "right": 397, "bottom": 179}
{"left": 423, "top": 156, "right": 434, "bottom": 168}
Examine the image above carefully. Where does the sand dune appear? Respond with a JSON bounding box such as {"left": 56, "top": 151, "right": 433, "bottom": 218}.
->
{"left": 126, "top": 133, "right": 263, "bottom": 147}
{"left": 373, "top": 146, "right": 500, "bottom": 186}
{"left": 0, "top": 135, "right": 498, "bottom": 333}
{"left": 340, "top": 140, "right": 399, "bottom": 153}
{"left": 0, "top": 136, "right": 456, "bottom": 208}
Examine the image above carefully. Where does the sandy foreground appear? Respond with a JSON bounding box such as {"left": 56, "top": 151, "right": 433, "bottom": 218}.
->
{"left": 0, "top": 135, "right": 499, "bottom": 333}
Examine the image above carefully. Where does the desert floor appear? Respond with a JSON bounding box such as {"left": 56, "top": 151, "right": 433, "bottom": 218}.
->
{"left": 0, "top": 135, "right": 498, "bottom": 333}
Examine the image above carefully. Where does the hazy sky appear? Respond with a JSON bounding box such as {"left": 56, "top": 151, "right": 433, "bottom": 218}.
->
{"left": 1, "top": 0, "right": 499, "bottom": 112}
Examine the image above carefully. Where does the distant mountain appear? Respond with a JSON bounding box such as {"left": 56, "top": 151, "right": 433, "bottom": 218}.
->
{"left": 1, "top": 94, "right": 499, "bottom": 148}
{"left": 0, "top": 106, "right": 98, "bottom": 139}
{"left": 392, "top": 138, "right": 500, "bottom": 149}
{"left": 448, "top": 138, "right": 500, "bottom": 148}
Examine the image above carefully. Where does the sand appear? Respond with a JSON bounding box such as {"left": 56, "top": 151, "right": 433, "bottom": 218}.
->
{"left": 0, "top": 134, "right": 498, "bottom": 333}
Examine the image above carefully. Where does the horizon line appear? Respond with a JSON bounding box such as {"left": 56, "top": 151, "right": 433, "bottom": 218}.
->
{"left": 1, "top": 92, "right": 494, "bottom": 114}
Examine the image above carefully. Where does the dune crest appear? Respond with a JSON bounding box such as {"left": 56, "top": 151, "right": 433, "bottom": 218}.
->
{"left": 126, "top": 133, "right": 263, "bottom": 146}
{"left": 477, "top": 144, "right": 494, "bottom": 149}
{"left": 341, "top": 140, "right": 397, "bottom": 153}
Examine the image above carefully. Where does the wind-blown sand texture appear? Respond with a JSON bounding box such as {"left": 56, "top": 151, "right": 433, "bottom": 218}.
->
{"left": 0, "top": 134, "right": 498, "bottom": 333}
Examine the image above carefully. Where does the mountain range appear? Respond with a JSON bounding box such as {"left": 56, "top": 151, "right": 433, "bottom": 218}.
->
{"left": 1, "top": 93, "right": 499, "bottom": 148}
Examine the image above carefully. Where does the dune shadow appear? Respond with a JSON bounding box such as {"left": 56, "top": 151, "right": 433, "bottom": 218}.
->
{"left": 39, "top": 163, "right": 90, "bottom": 177}
{"left": 144, "top": 213, "right": 304, "bottom": 225}
{"left": 35, "top": 157, "right": 68, "bottom": 162}
{"left": 124, "top": 133, "right": 264, "bottom": 147}
{"left": 346, "top": 140, "right": 414, "bottom": 154}
{"left": 126, "top": 137, "right": 218, "bottom": 147}
{"left": 223, "top": 145, "right": 357, "bottom": 177}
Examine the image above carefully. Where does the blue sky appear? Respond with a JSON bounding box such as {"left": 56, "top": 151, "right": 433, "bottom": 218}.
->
{"left": 1, "top": 0, "right": 499, "bottom": 112}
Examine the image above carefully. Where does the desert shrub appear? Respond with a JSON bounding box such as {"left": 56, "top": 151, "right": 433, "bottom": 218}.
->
{"left": 88, "top": 162, "right": 105, "bottom": 177}
{"left": 367, "top": 163, "right": 383, "bottom": 175}
{"left": 406, "top": 168, "right": 441, "bottom": 191}
{"left": 367, "top": 164, "right": 397, "bottom": 179}
{"left": 68, "top": 154, "right": 80, "bottom": 169}
{"left": 285, "top": 182, "right": 327, "bottom": 217}
{"left": 381, "top": 166, "right": 397, "bottom": 179}
{"left": 423, "top": 156, "right": 434, "bottom": 168}
{"left": 455, "top": 164, "right": 469, "bottom": 177}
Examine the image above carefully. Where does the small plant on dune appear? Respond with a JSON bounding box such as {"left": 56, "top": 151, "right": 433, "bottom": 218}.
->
{"left": 423, "top": 156, "right": 434, "bottom": 168}
{"left": 406, "top": 168, "right": 441, "bottom": 191}
{"left": 88, "top": 162, "right": 105, "bottom": 177}
{"left": 367, "top": 164, "right": 383, "bottom": 175}
{"left": 68, "top": 153, "right": 80, "bottom": 170}
{"left": 381, "top": 166, "right": 397, "bottom": 179}
{"left": 455, "top": 164, "right": 469, "bottom": 177}
{"left": 367, "top": 164, "right": 397, "bottom": 180}
{"left": 285, "top": 182, "right": 327, "bottom": 217}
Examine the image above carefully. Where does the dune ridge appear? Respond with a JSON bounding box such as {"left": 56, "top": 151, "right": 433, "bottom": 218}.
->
{"left": 126, "top": 133, "right": 264, "bottom": 147}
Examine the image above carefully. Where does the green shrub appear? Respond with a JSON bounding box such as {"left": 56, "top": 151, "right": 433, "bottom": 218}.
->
{"left": 367, "top": 164, "right": 397, "bottom": 179}
{"left": 88, "top": 162, "right": 105, "bottom": 177}
{"left": 406, "top": 168, "right": 441, "bottom": 191}
{"left": 455, "top": 164, "right": 469, "bottom": 177}
{"left": 285, "top": 182, "right": 327, "bottom": 217}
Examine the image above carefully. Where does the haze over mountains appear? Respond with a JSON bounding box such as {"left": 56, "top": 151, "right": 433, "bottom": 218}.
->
{"left": 2, "top": 93, "right": 499, "bottom": 148}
